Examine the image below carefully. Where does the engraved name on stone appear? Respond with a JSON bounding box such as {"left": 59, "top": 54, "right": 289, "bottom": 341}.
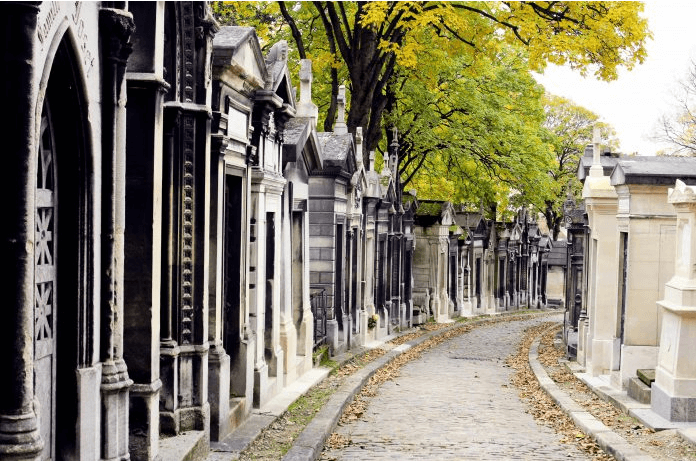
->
{"left": 72, "top": 2, "right": 95, "bottom": 78}
{"left": 37, "top": 1, "right": 61, "bottom": 45}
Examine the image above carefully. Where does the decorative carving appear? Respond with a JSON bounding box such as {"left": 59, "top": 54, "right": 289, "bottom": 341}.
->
{"left": 182, "top": 2, "right": 195, "bottom": 103}
{"left": 99, "top": 7, "right": 135, "bottom": 64}
{"left": 439, "top": 237, "right": 449, "bottom": 254}
{"left": 180, "top": 114, "right": 195, "bottom": 344}
{"left": 35, "top": 113, "right": 55, "bottom": 345}
{"left": 354, "top": 182, "right": 362, "bottom": 209}
{"left": 267, "top": 111, "right": 276, "bottom": 138}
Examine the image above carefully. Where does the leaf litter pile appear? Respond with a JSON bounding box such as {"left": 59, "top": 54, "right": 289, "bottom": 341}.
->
{"left": 509, "top": 323, "right": 696, "bottom": 461}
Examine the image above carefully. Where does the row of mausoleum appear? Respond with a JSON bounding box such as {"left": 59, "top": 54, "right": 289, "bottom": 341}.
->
{"left": 410, "top": 200, "right": 553, "bottom": 324}
{"left": 1, "top": 2, "right": 556, "bottom": 460}
{"left": 564, "top": 129, "right": 696, "bottom": 424}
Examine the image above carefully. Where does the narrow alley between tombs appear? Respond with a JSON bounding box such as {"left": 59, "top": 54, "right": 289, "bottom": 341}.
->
{"left": 319, "top": 314, "right": 590, "bottom": 461}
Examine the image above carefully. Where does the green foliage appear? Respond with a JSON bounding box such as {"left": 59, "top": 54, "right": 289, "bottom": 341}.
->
{"left": 389, "top": 40, "right": 556, "bottom": 221}
{"left": 212, "top": 1, "right": 650, "bottom": 218}
{"left": 534, "top": 94, "right": 618, "bottom": 239}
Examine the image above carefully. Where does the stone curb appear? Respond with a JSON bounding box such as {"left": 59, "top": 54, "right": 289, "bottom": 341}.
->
{"left": 282, "top": 309, "right": 558, "bottom": 461}
{"left": 529, "top": 333, "right": 657, "bottom": 461}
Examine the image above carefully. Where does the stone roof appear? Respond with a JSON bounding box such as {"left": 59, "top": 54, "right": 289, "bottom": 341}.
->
{"left": 213, "top": 26, "right": 255, "bottom": 49}
{"left": 364, "top": 169, "right": 382, "bottom": 198}
{"left": 283, "top": 118, "right": 310, "bottom": 146}
{"left": 265, "top": 40, "right": 290, "bottom": 93}
{"left": 454, "top": 212, "right": 482, "bottom": 229}
{"left": 317, "top": 132, "right": 353, "bottom": 161}
{"left": 610, "top": 156, "right": 696, "bottom": 186}
{"left": 577, "top": 154, "right": 621, "bottom": 181}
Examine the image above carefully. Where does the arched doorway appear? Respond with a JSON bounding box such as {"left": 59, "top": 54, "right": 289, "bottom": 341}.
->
{"left": 34, "top": 36, "right": 89, "bottom": 460}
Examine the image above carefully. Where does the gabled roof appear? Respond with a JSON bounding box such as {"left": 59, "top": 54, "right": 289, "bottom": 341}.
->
{"left": 453, "top": 211, "right": 484, "bottom": 230}
{"left": 364, "top": 168, "right": 382, "bottom": 199}
{"left": 610, "top": 156, "right": 696, "bottom": 186}
{"left": 509, "top": 222, "right": 522, "bottom": 241}
{"left": 282, "top": 117, "right": 323, "bottom": 172}
{"left": 265, "top": 40, "right": 296, "bottom": 108}
{"left": 212, "top": 26, "right": 268, "bottom": 87}
{"left": 316, "top": 132, "right": 356, "bottom": 175}
{"left": 577, "top": 154, "right": 621, "bottom": 182}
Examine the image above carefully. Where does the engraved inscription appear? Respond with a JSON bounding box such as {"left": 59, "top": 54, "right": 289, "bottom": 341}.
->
{"left": 37, "top": 2, "right": 61, "bottom": 45}
{"left": 72, "top": 2, "right": 95, "bottom": 77}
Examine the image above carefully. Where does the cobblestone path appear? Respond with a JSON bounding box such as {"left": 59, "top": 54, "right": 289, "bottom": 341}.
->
{"left": 321, "top": 314, "right": 591, "bottom": 460}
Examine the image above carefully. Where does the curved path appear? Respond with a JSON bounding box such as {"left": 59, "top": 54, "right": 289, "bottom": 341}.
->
{"left": 320, "top": 314, "right": 589, "bottom": 461}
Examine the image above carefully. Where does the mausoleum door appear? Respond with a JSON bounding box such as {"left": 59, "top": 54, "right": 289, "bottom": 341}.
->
{"left": 35, "top": 105, "right": 57, "bottom": 461}
{"left": 223, "top": 175, "right": 243, "bottom": 356}
{"left": 618, "top": 232, "right": 628, "bottom": 346}
{"left": 35, "top": 38, "right": 87, "bottom": 459}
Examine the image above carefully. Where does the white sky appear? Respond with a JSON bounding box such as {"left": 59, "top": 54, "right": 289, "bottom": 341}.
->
{"left": 532, "top": 0, "right": 696, "bottom": 155}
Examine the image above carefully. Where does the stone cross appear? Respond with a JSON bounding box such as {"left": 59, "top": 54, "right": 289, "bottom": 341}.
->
{"left": 297, "top": 59, "right": 318, "bottom": 126}
{"left": 589, "top": 125, "right": 603, "bottom": 177}
{"left": 335, "top": 84, "right": 347, "bottom": 134}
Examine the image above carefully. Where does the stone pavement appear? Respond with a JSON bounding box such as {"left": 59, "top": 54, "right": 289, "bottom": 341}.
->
{"left": 319, "top": 314, "right": 590, "bottom": 460}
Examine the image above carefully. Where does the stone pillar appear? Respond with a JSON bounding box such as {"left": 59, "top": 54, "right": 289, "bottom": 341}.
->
{"left": 582, "top": 128, "right": 619, "bottom": 377}
{"left": 279, "top": 188, "right": 298, "bottom": 387}
{"left": 652, "top": 180, "right": 696, "bottom": 421}
{"left": 123, "top": 2, "right": 168, "bottom": 456}
{"left": 160, "top": 107, "right": 182, "bottom": 434}
{"left": 0, "top": 3, "right": 43, "bottom": 459}
{"left": 100, "top": 7, "right": 136, "bottom": 460}
{"left": 297, "top": 205, "right": 314, "bottom": 373}
{"left": 207, "top": 134, "right": 232, "bottom": 441}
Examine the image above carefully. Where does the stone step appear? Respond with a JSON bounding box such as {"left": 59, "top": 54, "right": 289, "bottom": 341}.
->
{"left": 637, "top": 368, "right": 655, "bottom": 387}
{"left": 627, "top": 376, "right": 651, "bottom": 404}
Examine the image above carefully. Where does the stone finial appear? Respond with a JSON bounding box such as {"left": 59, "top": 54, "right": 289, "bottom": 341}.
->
{"left": 335, "top": 85, "right": 347, "bottom": 134}
{"left": 369, "top": 150, "right": 375, "bottom": 172}
{"left": 355, "top": 127, "right": 364, "bottom": 167}
{"left": 266, "top": 40, "right": 288, "bottom": 64}
{"left": 299, "top": 59, "right": 312, "bottom": 102}
{"left": 382, "top": 154, "right": 390, "bottom": 175}
{"left": 589, "top": 125, "right": 603, "bottom": 178}
{"left": 297, "top": 59, "right": 318, "bottom": 126}
{"left": 389, "top": 126, "right": 399, "bottom": 179}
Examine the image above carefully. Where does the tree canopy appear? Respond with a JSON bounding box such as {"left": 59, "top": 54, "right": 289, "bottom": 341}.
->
{"left": 214, "top": 1, "right": 650, "bottom": 226}
{"left": 535, "top": 95, "right": 618, "bottom": 239}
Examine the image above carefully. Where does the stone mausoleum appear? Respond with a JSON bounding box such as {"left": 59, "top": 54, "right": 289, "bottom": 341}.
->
{"left": 0, "top": 3, "right": 554, "bottom": 460}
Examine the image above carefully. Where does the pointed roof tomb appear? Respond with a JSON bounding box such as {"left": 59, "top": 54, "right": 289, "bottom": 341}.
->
{"left": 283, "top": 58, "right": 323, "bottom": 172}
{"left": 212, "top": 26, "right": 268, "bottom": 93}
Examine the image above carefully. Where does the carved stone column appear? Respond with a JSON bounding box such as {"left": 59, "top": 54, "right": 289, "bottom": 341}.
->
{"left": 99, "top": 7, "right": 136, "bottom": 461}
{"left": 0, "top": 3, "right": 43, "bottom": 460}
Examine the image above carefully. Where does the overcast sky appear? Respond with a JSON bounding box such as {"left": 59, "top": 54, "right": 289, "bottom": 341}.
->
{"left": 533, "top": 0, "right": 696, "bottom": 156}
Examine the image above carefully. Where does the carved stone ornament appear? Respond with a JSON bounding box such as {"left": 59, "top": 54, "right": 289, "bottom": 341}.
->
{"left": 439, "top": 237, "right": 449, "bottom": 254}
{"left": 354, "top": 182, "right": 362, "bottom": 209}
